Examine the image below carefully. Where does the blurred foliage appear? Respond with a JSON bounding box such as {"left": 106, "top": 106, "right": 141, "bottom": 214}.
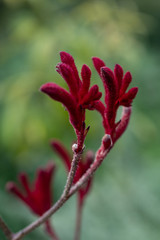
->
{"left": 0, "top": 0, "right": 160, "bottom": 239}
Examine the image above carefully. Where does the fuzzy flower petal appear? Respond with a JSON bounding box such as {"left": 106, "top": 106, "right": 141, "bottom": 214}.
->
{"left": 92, "top": 56, "right": 138, "bottom": 144}
{"left": 6, "top": 162, "right": 56, "bottom": 216}
{"left": 92, "top": 57, "right": 106, "bottom": 75}
{"left": 40, "top": 82, "right": 79, "bottom": 129}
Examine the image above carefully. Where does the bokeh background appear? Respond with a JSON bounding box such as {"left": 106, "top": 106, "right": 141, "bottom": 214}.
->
{"left": 0, "top": 0, "right": 160, "bottom": 239}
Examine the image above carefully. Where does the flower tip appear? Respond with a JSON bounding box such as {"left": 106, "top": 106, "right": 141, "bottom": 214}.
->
{"left": 6, "top": 182, "right": 16, "bottom": 192}
{"left": 101, "top": 66, "right": 110, "bottom": 72}
{"left": 60, "top": 51, "right": 74, "bottom": 63}
{"left": 40, "top": 83, "right": 61, "bottom": 98}
{"left": 92, "top": 57, "right": 105, "bottom": 74}
{"left": 81, "top": 64, "right": 91, "bottom": 76}
{"left": 115, "top": 63, "right": 122, "bottom": 69}
{"left": 125, "top": 71, "right": 132, "bottom": 80}
{"left": 40, "top": 83, "right": 48, "bottom": 93}
{"left": 130, "top": 87, "right": 138, "bottom": 98}
{"left": 57, "top": 62, "right": 72, "bottom": 78}
{"left": 50, "top": 139, "right": 61, "bottom": 150}
{"left": 119, "top": 87, "right": 138, "bottom": 106}
{"left": 92, "top": 57, "right": 105, "bottom": 65}
{"left": 114, "top": 64, "right": 123, "bottom": 78}
{"left": 91, "top": 57, "right": 98, "bottom": 62}
{"left": 101, "top": 66, "right": 114, "bottom": 79}
{"left": 40, "top": 83, "right": 55, "bottom": 95}
{"left": 134, "top": 86, "right": 139, "bottom": 92}
{"left": 55, "top": 63, "right": 61, "bottom": 73}
{"left": 123, "top": 72, "right": 132, "bottom": 86}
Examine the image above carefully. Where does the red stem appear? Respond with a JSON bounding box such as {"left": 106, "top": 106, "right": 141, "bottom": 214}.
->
{"left": 45, "top": 221, "right": 60, "bottom": 240}
{"left": 74, "top": 200, "right": 83, "bottom": 240}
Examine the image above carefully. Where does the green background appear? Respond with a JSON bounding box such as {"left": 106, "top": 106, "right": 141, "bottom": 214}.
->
{"left": 0, "top": 0, "right": 160, "bottom": 239}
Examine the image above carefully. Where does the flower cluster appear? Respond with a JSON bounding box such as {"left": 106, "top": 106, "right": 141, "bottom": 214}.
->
{"left": 3, "top": 52, "right": 138, "bottom": 240}
{"left": 92, "top": 57, "right": 138, "bottom": 145}
{"left": 51, "top": 140, "right": 94, "bottom": 206}
{"left": 6, "top": 163, "right": 59, "bottom": 239}
{"left": 6, "top": 162, "right": 55, "bottom": 216}
{"left": 40, "top": 52, "right": 102, "bottom": 151}
{"left": 41, "top": 52, "right": 138, "bottom": 151}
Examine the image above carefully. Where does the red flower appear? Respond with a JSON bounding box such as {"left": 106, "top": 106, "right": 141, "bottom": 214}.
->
{"left": 51, "top": 140, "right": 94, "bottom": 206}
{"left": 6, "top": 163, "right": 59, "bottom": 239}
{"left": 6, "top": 162, "right": 55, "bottom": 216}
{"left": 92, "top": 57, "right": 138, "bottom": 145}
{"left": 40, "top": 52, "right": 102, "bottom": 151}
{"left": 40, "top": 52, "right": 138, "bottom": 151}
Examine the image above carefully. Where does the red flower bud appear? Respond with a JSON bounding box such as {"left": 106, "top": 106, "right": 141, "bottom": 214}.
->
{"left": 114, "top": 64, "right": 123, "bottom": 91}
{"left": 92, "top": 57, "right": 106, "bottom": 75}
{"left": 120, "top": 71, "right": 132, "bottom": 96}
{"left": 119, "top": 87, "right": 138, "bottom": 107}
{"left": 92, "top": 58, "right": 138, "bottom": 141}
{"left": 80, "top": 64, "right": 91, "bottom": 97}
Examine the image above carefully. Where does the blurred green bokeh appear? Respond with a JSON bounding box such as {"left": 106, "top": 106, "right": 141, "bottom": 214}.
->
{"left": 0, "top": 0, "right": 160, "bottom": 239}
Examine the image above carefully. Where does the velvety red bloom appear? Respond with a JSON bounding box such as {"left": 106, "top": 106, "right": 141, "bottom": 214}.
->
{"left": 6, "top": 162, "right": 55, "bottom": 216}
{"left": 40, "top": 52, "right": 102, "bottom": 151}
{"left": 51, "top": 140, "right": 94, "bottom": 206}
{"left": 6, "top": 162, "right": 59, "bottom": 239}
{"left": 40, "top": 52, "right": 138, "bottom": 152}
{"left": 92, "top": 57, "right": 138, "bottom": 145}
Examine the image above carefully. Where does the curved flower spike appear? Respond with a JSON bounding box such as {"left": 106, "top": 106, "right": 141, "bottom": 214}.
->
{"left": 41, "top": 52, "right": 102, "bottom": 151}
{"left": 92, "top": 56, "right": 138, "bottom": 146}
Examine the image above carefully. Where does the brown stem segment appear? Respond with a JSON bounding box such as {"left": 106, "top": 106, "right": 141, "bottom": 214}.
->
{"left": 0, "top": 216, "right": 13, "bottom": 240}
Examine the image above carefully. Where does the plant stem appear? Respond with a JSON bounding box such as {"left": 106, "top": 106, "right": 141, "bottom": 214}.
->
{"left": 45, "top": 221, "right": 59, "bottom": 240}
{"left": 69, "top": 135, "right": 111, "bottom": 197}
{"left": 0, "top": 135, "right": 111, "bottom": 240}
{"left": 74, "top": 201, "right": 83, "bottom": 240}
{"left": 63, "top": 149, "right": 82, "bottom": 198}
{"left": 0, "top": 216, "right": 13, "bottom": 240}
{"left": 12, "top": 149, "right": 83, "bottom": 240}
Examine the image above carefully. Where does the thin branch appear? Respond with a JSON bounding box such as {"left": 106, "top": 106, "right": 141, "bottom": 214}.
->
{"left": 0, "top": 216, "right": 13, "bottom": 240}
{"left": 12, "top": 150, "right": 83, "bottom": 240}
{"left": 69, "top": 144, "right": 109, "bottom": 197}
{"left": 74, "top": 202, "right": 83, "bottom": 240}
{"left": 62, "top": 148, "right": 82, "bottom": 197}
{"left": 6, "top": 135, "right": 111, "bottom": 240}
